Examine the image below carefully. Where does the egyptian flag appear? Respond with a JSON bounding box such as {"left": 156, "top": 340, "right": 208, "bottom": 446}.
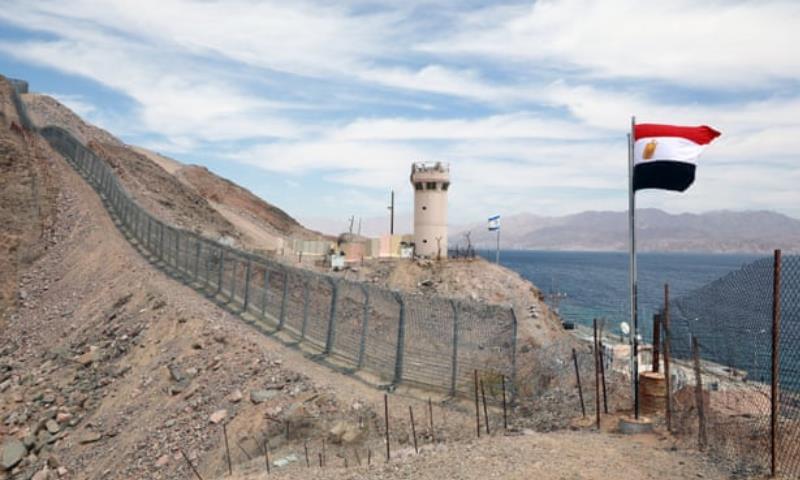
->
{"left": 633, "top": 124, "right": 721, "bottom": 192}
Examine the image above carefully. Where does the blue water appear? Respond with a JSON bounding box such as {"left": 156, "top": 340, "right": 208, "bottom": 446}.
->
{"left": 489, "top": 250, "right": 762, "bottom": 335}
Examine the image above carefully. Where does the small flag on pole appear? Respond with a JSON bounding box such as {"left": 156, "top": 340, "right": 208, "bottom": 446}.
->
{"left": 633, "top": 124, "right": 721, "bottom": 192}
{"left": 488, "top": 215, "right": 500, "bottom": 231}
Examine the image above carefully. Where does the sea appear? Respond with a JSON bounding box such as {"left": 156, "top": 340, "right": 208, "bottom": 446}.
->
{"left": 486, "top": 250, "right": 762, "bottom": 336}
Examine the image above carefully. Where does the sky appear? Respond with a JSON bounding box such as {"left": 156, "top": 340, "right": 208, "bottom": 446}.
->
{"left": 1, "top": 0, "right": 799, "bottom": 233}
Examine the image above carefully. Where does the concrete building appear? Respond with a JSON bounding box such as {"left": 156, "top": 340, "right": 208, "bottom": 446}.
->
{"left": 410, "top": 162, "right": 449, "bottom": 258}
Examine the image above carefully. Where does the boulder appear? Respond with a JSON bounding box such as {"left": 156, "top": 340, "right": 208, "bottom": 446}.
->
{"left": 250, "top": 390, "right": 277, "bottom": 405}
{"left": 79, "top": 432, "right": 102, "bottom": 444}
{"left": 328, "top": 420, "right": 364, "bottom": 445}
{"left": 209, "top": 409, "right": 227, "bottom": 424}
{"left": 1, "top": 439, "right": 26, "bottom": 471}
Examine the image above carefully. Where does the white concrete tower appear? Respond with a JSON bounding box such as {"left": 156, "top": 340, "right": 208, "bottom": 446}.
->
{"left": 410, "top": 162, "right": 450, "bottom": 258}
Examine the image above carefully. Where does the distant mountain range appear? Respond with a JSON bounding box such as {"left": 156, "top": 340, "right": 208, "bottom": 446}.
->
{"left": 452, "top": 209, "right": 800, "bottom": 253}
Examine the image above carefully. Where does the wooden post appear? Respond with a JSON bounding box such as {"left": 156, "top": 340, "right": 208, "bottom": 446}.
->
{"left": 428, "top": 397, "right": 435, "bottom": 442}
{"left": 572, "top": 348, "right": 586, "bottom": 417}
{"left": 262, "top": 438, "right": 271, "bottom": 474}
{"left": 652, "top": 313, "right": 661, "bottom": 373}
{"left": 663, "top": 284, "right": 672, "bottom": 432}
{"left": 692, "top": 337, "right": 707, "bottom": 450}
{"left": 304, "top": 441, "right": 310, "bottom": 468}
{"left": 501, "top": 375, "right": 508, "bottom": 431}
{"left": 771, "top": 249, "right": 782, "bottom": 478}
{"left": 594, "top": 318, "right": 601, "bottom": 429}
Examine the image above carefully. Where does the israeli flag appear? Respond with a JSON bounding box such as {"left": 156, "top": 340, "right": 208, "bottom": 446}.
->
{"left": 488, "top": 215, "right": 500, "bottom": 231}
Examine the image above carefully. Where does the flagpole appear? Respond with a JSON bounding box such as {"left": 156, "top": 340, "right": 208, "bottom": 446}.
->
{"left": 628, "top": 116, "right": 639, "bottom": 419}
{"left": 495, "top": 228, "right": 500, "bottom": 264}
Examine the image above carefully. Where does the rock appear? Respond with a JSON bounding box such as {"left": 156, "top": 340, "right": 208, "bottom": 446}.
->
{"left": 209, "top": 409, "right": 227, "bottom": 424}
{"left": 1, "top": 439, "right": 26, "bottom": 471}
{"left": 168, "top": 365, "right": 184, "bottom": 383}
{"left": 227, "top": 390, "right": 242, "bottom": 403}
{"left": 77, "top": 347, "right": 101, "bottom": 367}
{"left": 55, "top": 413, "right": 72, "bottom": 424}
{"left": 273, "top": 454, "right": 298, "bottom": 468}
{"left": 31, "top": 468, "right": 49, "bottom": 480}
{"left": 328, "top": 420, "right": 363, "bottom": 445}
{"left": 250, "top": 390, "right": 277, "bottom": 404}
{"left": 45, "top": 420, "right": 60, "bottom": 434}
{"left": 57, "top": 466, "right": 67, "bottom": 476}
{"left": 155, "top": 455, "right": 170, "bottom": 468}
{"left": 79, "top": 432, "right": 102, "bottom": 444}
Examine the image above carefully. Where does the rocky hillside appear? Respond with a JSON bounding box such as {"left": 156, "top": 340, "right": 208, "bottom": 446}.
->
{"left": 19, "top": 93, "right": 324, "bottom": 252}
{"left": 0, "top": 79, "right": 59, "bottom": 326}
{"left": 455, "top": 209, "right": 800, "bottom": 253}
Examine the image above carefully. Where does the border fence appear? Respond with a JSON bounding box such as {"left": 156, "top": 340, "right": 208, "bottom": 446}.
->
{"left": 8, "top": 86, "right": 517, "bottom": 398}
{"left": 660, "top": 251, "right": 800, "bottom": 477}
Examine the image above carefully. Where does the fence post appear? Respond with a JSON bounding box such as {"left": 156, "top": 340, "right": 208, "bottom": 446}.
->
{"left": 357, "top": 285, "right": 370, "bottom": 369}
{"left": 260, "top": 268, "right": 270, "bottom": 318}
{"left": 324, "top": 279, "right": 339, "bottom": 354}
{"left": 663, "top": 284, "right": 672, "bottom": 432}
{"left": 278, "top": 269, "right": 289, "bottom": 329}
{"left": 771, "top": 249, "right": 782, "bottom": 478}
{"left": 449, "top": 300, "right": 460, "bottom": 396}
{"left": 692, "top": 337, "right": 707, "bottom": 450}
{"left": 194, "top": 238, "right": 201, "bottom": 281}
{"left": 572, "top": 348, "right": 586, "bottom": 418}
{"left": 300, "top": 276, "right": 310, "bottom": 340}
{"left": 215, "top": 248, "right": 225, "bottom": 296}
{"left": 175, "top": 229, "right": 181, "bottom": 272}
{"left": 510, "top": 307, "right": 518, "bottom": 402}
{"left": 242, "top": 259, "right": 252, "bottom": 312}
{"left": 228, "top": 261, "right": 238, "bottom": 303}
{"left": 392, "top": 293, "right": 406, "bottom": 386}
{"left": 594, "top": 318, "right": 600, "bottom": 429}
{"left": 652, "top": 313, "right": 661, "bottom": 373}
{"left": 159, "top": 222, "right": 165, "bottom": 260}
{"left": 146, "top": 215, "right": 152, "bottom": 251}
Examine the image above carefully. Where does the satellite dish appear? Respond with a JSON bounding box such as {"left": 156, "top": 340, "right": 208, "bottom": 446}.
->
{"left": 620, "top": 322, "right": 630, "bottom": 336}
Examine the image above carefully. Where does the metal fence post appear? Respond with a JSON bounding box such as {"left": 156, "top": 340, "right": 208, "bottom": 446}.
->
{"left": 216, "top": 248, "right": 225, "bottom": 296}
{"left": 449, "top": 300, "right": 459, "bottom": 396}
{"left": 174, "top": 229, "right": 181, "bottom": 271}
{"left": 261, "top": 268, "right": 270, "bottom": 318}
{"left": 663, "top": 284, "right": 672, "bottom": 432}
{"left": 278, "top": 269, "right": 289, "bottom": 329}
{"left": 146, "top": 216, "right": 152, "bottom": 251}
{"left": 228, "top": 260, "right": 238, "bottom": 303}
{"left": 243, "top": 260, "right": 252, "bottom": 312}
{"left": 159, "top": 222, "right": 165, "bottom": 260}
{"left": 510, "top": 307, "right": 518, "bottom": 402}
{"left": 194, "top": 238, "right": 201, "bottom": 281}
{"left": 357, "top": 285, "right": 370, "bottom": 369}
{"left": 300, "top": 276, "right": 310, "bottom": 340}
{"left": 324, "top": 279, "right": 339, "bottom": 354}
{"left": 771, "top": 249, "right": 782, "bottom": 478}
{"left": 392, "top": 292, "right": 406, "bottom": 386}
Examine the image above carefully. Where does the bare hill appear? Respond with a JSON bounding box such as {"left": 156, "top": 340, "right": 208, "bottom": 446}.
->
{"left": 455, "top": 209, "right": 800, "bottom": 253}
{"left": 19, "top": 93, "right": 324, "bottom": 251}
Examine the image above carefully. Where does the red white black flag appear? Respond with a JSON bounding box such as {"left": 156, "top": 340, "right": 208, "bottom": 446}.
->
{"left": 633, "top": 124, "right": 721, "bottom": 192}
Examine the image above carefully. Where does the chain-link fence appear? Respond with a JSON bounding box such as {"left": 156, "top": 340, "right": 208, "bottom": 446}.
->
{"left": 664, "top": 253, "right": 800, "bottom": 477}
{"left": 16, "top": 96, "right": 518, "bottom": 399}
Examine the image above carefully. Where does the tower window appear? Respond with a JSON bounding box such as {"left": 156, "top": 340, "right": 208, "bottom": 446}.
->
{"left": 422, "top": 206, "right": 427, "bottom": 210}
{"left": 442, "top": 182, "right": 450, "bottom": 191}
{"left": 423, "top": 239, "right": 428, "bottom": 243}
{"left": 415, "top": 182, "right": 423, "bottom": 190}
{"left": 426, "top": 182, "right": 436, "bottom": 190}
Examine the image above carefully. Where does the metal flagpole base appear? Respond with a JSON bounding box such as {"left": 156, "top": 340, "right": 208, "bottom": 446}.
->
{"left": 618, "top": 415, "right": 654, "bottom": 435}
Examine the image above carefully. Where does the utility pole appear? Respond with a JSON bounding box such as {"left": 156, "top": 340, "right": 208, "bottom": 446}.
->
{"left": 388, "top": 190, "right": 395, "bottom": 235}
{"left": 357, "top": 217, "right": 362, "bottom": 236}
{"left": 348, "top": 215, "right": 355, "bottom": 234}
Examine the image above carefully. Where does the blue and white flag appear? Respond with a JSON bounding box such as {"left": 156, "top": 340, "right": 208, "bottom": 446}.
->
{"left": 488, "top": 215, "right": 500, "bottom": 231}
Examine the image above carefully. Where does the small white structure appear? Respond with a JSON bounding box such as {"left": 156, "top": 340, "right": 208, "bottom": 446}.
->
{"left": 410, "top": 162, "right": 449, "bottom": 258}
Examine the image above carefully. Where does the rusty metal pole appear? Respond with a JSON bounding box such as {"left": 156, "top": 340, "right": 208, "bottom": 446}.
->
{"left": 771, "top": 249, "right": 782, "bottom": 478}
{"left": 181, "top": 449, "right": 205, "bottom": 480}
{"left": 480, "top": 379, "right": 490, "bottom": 435}
{"left": 594, "top": 318, "right": 601, "bottom": 429}
{"left": 384, "top": 394, "right": 391, "bottom": 461}
{"left": 692, "top": 337, "right": 707, "bottom": 450}
{"left": 474, "top": 369, "right": 481, "bottom": 437}
{"left": 599, "top": 341, "right": 608, "bottom": 414}
{"left": 652, "top": 313, "right": 661, "bottom": 373}
{"left": 263, "top": 438, "right": 271, "bottom": 474}
{"left": 304, "top": 441, "right": 310, "bottom": 468}
{"left": 663, "top": 284, "right": 672, "bottom": 432}
{"left": 572, "top": 348, "right": 586, "bottom": 417}
{"left": 409, "top": 406, "right": 419, "bottom": 454}
{"left": 223, "top": 423, "right": 233, "bottom": 476}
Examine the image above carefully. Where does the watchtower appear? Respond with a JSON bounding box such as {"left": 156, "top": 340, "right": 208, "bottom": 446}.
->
{"left": 410, "top": 162, "right": 449, "bottom": 258}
